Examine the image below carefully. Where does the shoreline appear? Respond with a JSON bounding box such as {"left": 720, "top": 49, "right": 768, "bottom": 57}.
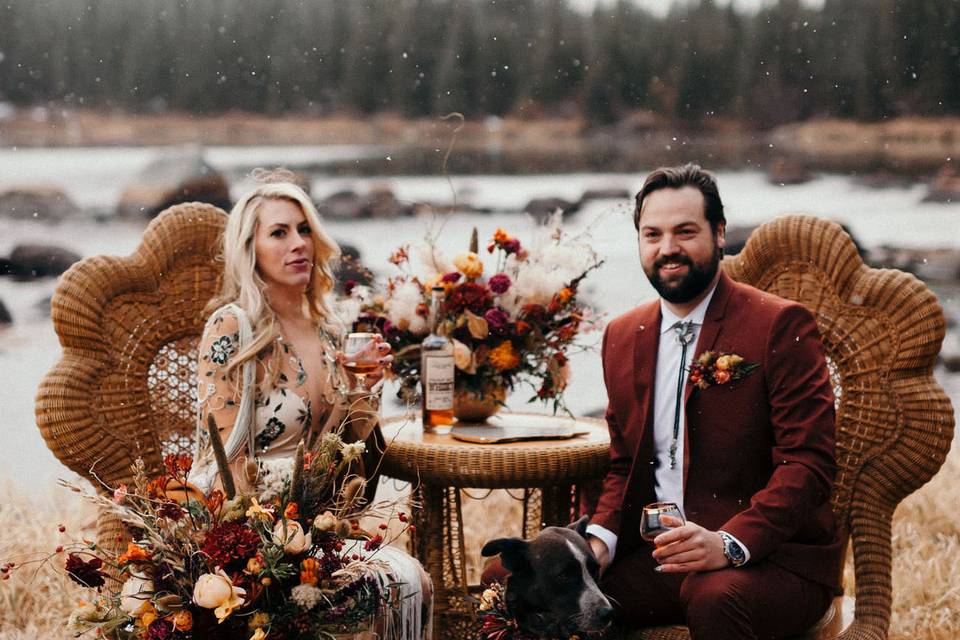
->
{"left": 1, "top": 110, "right": 958, "bottom": 177}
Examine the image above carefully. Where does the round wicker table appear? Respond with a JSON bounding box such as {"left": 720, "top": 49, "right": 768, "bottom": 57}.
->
{"left": 380, "top": 412, "right": 610, "bottom": 640}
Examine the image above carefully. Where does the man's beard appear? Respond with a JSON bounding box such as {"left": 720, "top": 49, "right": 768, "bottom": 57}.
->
{"left": 645, "top": 246, "right": 721, "bottom": 304}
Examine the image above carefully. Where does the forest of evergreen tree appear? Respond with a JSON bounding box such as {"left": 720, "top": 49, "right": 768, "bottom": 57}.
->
{"left": 1, "top": 0, "right": 958, "bottom": 128}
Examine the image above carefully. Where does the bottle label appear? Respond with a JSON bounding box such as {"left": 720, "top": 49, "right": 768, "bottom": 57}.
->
{"left": 423, "top": 355, "right": 455, "bottom": 410}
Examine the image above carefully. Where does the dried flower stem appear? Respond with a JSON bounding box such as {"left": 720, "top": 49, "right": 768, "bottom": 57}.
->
{"left": 207, "top": 414, "right": 236, "bottom": 499}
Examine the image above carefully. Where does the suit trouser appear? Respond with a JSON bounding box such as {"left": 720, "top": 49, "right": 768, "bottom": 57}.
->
{"left": 601, "top": 544, "right": 833, "bottom": 640}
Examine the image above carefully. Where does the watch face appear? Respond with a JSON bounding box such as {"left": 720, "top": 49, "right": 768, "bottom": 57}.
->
{"left": 722, "top": 534, "right": 746, "bottom": 564}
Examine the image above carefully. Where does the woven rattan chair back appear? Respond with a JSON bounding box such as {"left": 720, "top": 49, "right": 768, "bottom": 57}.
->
{"left": 35, "top": 202, "right": 226, "bottom": 554}
{"left": 630, "top": 215, "right": 954, "bottom": 640}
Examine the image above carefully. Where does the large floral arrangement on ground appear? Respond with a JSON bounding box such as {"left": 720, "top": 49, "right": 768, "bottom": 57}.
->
{"left": 9, "top": 430, "right": 404, "bottom": 640}
{"left": 339, "top": 219, "right": 604, "bottom": 411}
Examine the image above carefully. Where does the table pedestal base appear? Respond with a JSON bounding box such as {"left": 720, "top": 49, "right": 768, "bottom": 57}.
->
{"left": 409, "top": 483, "right": 587, "bottom": 640}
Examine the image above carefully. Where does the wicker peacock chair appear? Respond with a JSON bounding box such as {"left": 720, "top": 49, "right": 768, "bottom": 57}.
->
{"left": 629, "top": 215, "right": 955, "bottom": 640}
{"left": 35, "top": 202, "right": 226, "bottom": 558}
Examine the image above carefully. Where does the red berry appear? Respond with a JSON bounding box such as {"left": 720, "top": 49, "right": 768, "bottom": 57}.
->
{"left": 408, "top": 525, "right": 416, "bottom": 532}
{"left": 55, "top": 546, "right": 63, "bottom": 553}
{"left": 58, "top": 525, "right": 66, "bottom": 533}
{"left": 398, "top": 513, "right": 408, "bottom": 522}
{"left": 378, "top": 523, "right": 388, "bottom": 530}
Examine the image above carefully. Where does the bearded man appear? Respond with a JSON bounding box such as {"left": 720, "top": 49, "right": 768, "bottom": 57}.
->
{"left": 586, "top": 164, "right": 844, "bottom": 639}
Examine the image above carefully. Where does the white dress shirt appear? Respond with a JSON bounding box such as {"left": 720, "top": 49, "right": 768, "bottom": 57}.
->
{"left": 588, "top": 282, "right": 750, "bottom": 564}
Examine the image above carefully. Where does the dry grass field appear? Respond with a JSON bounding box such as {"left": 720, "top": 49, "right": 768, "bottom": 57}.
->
{"left": 1, "top": 441, "right": 958, "bottom": 639}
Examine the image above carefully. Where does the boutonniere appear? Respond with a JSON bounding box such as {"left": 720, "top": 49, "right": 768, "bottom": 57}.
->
{"left": 689, "top": 351, "right": 759, "bottom": 390}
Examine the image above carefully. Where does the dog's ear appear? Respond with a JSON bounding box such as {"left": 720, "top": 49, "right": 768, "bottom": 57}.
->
{"left": 567, "top": 514, "right": 590, "bottom": 538}
{"left": 481, "top": 537, "right": 530, "bottom": 572}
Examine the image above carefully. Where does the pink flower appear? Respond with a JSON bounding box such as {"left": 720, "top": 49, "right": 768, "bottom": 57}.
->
{"left": 484, "top": 308, "right": 509, "bottom": 331}
{"left": 488, "top": 273, "right": 512, "bottom": 294}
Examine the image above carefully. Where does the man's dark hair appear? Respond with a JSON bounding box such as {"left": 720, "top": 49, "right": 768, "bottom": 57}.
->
{"left": 633, "top": 163, "right": 726, "bottom": 232}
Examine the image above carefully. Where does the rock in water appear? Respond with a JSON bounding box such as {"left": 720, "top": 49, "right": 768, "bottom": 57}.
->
{"left": 523, "top": 197, "right": 575, "bottom": 221}
{"left": 0, "top": 186, "right": 79, "bottom": 222}
{"left": 4, "top": 244, "right": 82, "bottom": 279}
{"left": 116, "top": 146, "right": 230, "bottom": 217}
{"left": 924, "top": 165, "right": 960, "bottom": 203}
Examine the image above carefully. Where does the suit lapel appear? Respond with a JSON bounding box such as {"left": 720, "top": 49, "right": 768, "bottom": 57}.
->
{"left": 682, "top": 272, "right": 736, "bottom": 491}
{"left": 632, "top": 303, "right": 661, "bottom": 454}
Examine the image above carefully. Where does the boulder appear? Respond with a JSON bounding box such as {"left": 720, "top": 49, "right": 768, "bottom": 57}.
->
{"left": 523, "top": 197, "right": 575, "bottom": 221}
{"left": 939, "top": 332, "right": 960, "bottom": 372}
{"left": 0, "top": 186, "right": 80, "bottom": 222}
{"left": 923, "top": 165, "right": 960, "bottom": 203}
{"left": 116, "top": 147, "right": 230, "bottom": 217}
{"left": 578, "top": 188, "right": 632, "bottom": 205}
{"left": 723, "top": 225, "right": 759, "bottom": 256}
{"left": 2, "top": 243, "right": 82, "bottom": 279}
{"left": 318, "top": 187, "right": 412, "bottom": 220}
{"left": 767, "top": 158, "right": 812, "bottom": 185}
{"left": 0, "top": 298, "right": 11, "bottom": 325}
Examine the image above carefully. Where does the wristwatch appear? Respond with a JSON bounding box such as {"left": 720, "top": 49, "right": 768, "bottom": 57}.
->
{"left": 718, "top": 531, "right": 747, "bottom": 567}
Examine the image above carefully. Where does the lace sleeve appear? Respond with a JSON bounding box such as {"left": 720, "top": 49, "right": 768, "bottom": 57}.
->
{"left": 189, "top": 308, "right": 247, "bottom": 494}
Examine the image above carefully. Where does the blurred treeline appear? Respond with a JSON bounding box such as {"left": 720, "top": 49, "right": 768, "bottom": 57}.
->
{"left": 1, "top": 0, "right": 958, "bottom": 127}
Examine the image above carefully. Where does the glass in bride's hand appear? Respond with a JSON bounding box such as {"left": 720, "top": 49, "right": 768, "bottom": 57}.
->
{"left": 343, "top": 332, "right": 380, "bottom": 392}
{"left": 640, "top": 501, "right": 685, "bottom": 545}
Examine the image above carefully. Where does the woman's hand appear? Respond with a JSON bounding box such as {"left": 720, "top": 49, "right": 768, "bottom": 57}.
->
{"left": 339, "top": 335, "right": 393, "bottom": 391}
{"left": 650, "top": 514, "right": 728, "bottom": 573}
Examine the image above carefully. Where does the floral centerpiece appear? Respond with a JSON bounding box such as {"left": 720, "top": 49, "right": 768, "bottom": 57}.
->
{"left": 5, "top": 428, "right": 406, "bottom": 640}
{"left": 338, "top": 218, "right": 604, "bottom": 416}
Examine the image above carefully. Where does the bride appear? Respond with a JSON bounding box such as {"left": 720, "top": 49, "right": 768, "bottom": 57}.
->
{"left": 187, "top": 171, "right": 430, "bottom": 639}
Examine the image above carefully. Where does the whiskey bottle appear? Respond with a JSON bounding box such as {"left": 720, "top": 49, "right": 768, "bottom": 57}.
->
{"left": 421, "top": 286, "right": 455, "bottom": 430}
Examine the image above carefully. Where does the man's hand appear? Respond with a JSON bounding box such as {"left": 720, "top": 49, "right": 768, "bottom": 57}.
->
{"left": 587, "top": 535, "right": 611, "bottom": 574}
{"left": 650, "top": 515, "right": 727, "bottom": 573}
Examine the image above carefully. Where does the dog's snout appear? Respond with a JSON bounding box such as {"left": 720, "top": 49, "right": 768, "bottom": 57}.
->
{"left": 597, "top": 604, "right": 615, "bottom": 623}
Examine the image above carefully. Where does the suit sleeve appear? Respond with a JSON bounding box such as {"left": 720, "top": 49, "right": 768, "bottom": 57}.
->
{"left": 720, "top": 304, "right": 837, "bottom": 561}
{"left": 589, "top": 323, "right": 632, "bottom": 536}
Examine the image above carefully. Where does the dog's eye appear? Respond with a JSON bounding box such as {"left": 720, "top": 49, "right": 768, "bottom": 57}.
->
{"left": 557, "top": 565, "right": 580, "bottom": 583}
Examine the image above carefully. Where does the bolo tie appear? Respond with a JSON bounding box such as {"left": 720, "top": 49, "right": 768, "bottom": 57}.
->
{"left": 670, "top": 321, "right": 695, "bottom": 469}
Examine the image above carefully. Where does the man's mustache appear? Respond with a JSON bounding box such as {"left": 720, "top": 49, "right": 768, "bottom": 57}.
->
{"left": 654, "top": 255, "right": 693, "bottom": 270}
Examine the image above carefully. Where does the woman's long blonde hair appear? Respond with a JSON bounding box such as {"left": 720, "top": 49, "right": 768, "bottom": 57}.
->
{"left": 207, "top": 178, "right": 342, "bottom": 390}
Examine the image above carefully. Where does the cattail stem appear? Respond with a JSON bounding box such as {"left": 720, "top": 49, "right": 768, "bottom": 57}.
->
{"left": 207, "top": 414, "right": 236, "bottom": 500}
{"left": 290, "top": 440, "right": 305, "bottom": 505}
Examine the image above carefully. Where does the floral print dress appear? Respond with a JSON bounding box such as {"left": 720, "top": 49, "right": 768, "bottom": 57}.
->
{"left": 189, "top": 305, "right": 379, "bottom": 496}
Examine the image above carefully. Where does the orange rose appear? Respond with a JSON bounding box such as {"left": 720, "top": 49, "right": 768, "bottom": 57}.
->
{"left": 300, "top": 558, "right": 320, "bottom": 586}
{"left": 118, "top": 543, "right": 151, "bottom": 565}
{"left": 714, "top": 370, "right": 732, "bottom": 384}
{"left": 488, "top": 341, "right": 521, "bottom": 372}
{"left": 167, "top": 609, "right": 193, "bottom": 632}
{"left": 283, "top": 502, "right": 299, "bottom": 520}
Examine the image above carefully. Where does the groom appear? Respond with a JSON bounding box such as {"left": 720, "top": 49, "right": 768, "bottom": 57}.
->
{"left": 586, "top": 164, "right": 844, "bottom": 639}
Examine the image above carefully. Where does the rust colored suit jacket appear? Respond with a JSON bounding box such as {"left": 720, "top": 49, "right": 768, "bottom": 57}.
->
{"left": 590, "top": 273, "right": 844, "bottom": 591}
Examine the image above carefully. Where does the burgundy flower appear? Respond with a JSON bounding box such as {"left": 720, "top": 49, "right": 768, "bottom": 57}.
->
{"left": 445, "top": 282, "right": 493, "bottom": 314}
{"left": 343, "top": 279, "right": 359, "bottom": 296}
{"left": 503, "top": 238, "right": 522, "bottom": 255}
{"left": 201, "top": 522, "right": 261, "bottom": 569}
{"left": 65, "top": 553, "right": 107, "bottom": 588}
{"left": 146, "top": 619, "right": 174, "bottom": 640}
{"left": 488, "top": 273, "right": 512, "bottom": 295}
{"left": 520, "top": 303, "right": 547, "bottom": 321}
{"left": 441, "top": 272, "right": 462, "bottom": 284}
{"left": 484, "top": 308, "right": 509, "bottom": 332}
{"left": 157, "top": 500, "right": 185, "bottom": 522}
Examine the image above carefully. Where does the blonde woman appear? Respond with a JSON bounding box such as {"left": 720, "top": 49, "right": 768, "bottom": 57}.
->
{"left": 188, "top": 172, "right": 431, "bottom": 638}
